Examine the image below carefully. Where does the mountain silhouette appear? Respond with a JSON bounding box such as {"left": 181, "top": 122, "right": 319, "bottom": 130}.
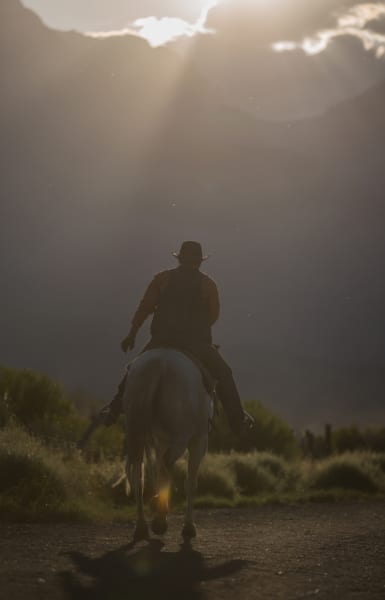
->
{"left": 1, "top": 0, "right": 385, "bottom": 427}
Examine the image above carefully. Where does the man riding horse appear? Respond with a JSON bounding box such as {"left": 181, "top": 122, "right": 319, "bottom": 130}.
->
{"left": 103, "top": 241, "right": 254, "bottom": 436}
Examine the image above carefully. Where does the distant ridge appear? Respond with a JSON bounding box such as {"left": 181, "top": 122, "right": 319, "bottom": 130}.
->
{"left": 1, "top": 0, "right": 385, "bottom": 428}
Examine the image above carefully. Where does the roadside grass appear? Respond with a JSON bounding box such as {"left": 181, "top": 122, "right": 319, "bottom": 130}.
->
{"left": 1, "top": 425, "right": 384, "bottom": 522}
{"left": 0, "top": 425, "right": 134, "bottom": 522}
{"left": 305, "top": 452, "right": 385, "bottom": 493}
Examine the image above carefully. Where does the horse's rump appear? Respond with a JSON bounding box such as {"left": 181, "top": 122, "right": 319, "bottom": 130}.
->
{"left": 123, "top": 349, "right": 211, "bottom": 471}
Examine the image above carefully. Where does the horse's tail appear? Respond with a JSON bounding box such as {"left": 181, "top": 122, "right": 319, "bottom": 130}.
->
{"left": 125, "top": 360, "right": 163, "bottom": 483}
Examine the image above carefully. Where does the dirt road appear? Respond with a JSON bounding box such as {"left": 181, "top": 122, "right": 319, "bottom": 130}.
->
{"left": 1, "top": 502, "right": 385, "bottom": 599}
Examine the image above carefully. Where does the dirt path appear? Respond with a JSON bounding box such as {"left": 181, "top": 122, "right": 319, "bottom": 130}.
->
{"left": 1, "top": 502, "right": 385, "bottom": 599}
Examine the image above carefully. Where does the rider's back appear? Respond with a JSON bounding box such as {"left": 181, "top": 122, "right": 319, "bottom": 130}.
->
{"left": 150, "top": 267, "right": 212, "bottom": 346}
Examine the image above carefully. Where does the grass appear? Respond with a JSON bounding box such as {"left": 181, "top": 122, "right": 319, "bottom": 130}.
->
{"left": 226, "top": 453, "right": 282, "bottom": 495}
{"left": 1, "top": 425, "right": 385, "bottom": 522}
{"left": 0, "top": 425, "right": 134, "bottom": 522}
{"left": 306, "top": 453, "right": 385, "bottom": 494}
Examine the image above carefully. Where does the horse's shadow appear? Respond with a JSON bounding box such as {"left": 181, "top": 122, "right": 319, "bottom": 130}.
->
{"left": 60, "top": 538, "right": 247, "bottom": 600}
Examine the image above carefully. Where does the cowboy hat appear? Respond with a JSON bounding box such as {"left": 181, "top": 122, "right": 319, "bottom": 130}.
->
{"left": 172, "top": 241, "right": 209, "bottom": 261}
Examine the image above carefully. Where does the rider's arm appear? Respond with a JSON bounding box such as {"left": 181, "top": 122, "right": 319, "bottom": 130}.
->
{"left": 131, "top": 271, "right": 169, "bottom": 332}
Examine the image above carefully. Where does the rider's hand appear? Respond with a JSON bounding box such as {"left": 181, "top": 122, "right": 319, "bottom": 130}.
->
{"left": 121, "top": 332, "right": 136, "bottom": 353}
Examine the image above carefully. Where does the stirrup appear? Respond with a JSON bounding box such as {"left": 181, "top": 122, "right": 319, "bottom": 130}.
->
{"left": 242, "top": 411, "right": 255, "bottom": 431}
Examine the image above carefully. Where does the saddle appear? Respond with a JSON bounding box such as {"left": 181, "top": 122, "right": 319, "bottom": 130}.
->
{"left": 140, "top": 344, "right": 217, "bottom": 398}
{"left": 176, "top": 348, "right": 217, "bottom": 397}
{"left": 163, "top": 346, "right": 219, "bottom": 432}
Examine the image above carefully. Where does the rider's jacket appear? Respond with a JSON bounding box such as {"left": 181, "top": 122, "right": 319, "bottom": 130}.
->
{"left": 131, "top": 267, "right": 219, "bottom": 344}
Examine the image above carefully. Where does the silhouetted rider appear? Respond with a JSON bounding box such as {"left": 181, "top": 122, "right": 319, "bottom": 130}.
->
{"left": 104, "top": 241, "right": 254, "bottom": 436}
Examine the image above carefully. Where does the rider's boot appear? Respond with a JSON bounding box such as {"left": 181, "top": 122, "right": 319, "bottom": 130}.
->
{"left": 216, "top": 372, "right": 255, "bottom": 438}
{"left": 100, "top": 373, "right": 128, "bottom": 426}
{"left": 239, "top": 411, "right": 255, "bottom": 435}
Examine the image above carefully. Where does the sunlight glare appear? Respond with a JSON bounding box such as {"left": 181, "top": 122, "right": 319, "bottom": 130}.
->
{"left": 87, "top": 1, "right": 218, "bottom": 47}
{"left": 272, "top": 41, "right": 297, "bottom": 52}
{"left": 133, "top": 1, "right": 218, "bottom": 47}
{"left": 133, "top": 16, "right": 195, "bottom": 47}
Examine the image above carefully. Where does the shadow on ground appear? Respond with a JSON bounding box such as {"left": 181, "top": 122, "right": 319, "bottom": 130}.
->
{"left": 60, "top": 538, "right": 247, "bottom": 600}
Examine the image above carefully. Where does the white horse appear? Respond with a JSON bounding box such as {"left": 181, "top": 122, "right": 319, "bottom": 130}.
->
{"left": 123, "top": 348, "right": 213, "bottom": 542}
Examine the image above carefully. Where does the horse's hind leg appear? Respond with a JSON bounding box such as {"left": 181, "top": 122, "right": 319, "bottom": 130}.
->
{"left": 150, "top": 445, "right": 170, "bottom": 536}
{"left": 131, "top": 462, "right": 149, "bottom": 543}
{"left": 182, "top": 435, "right": 207, "bottom": 541}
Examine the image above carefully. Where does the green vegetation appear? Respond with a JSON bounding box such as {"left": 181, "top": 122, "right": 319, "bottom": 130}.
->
{"left": 307, "top": 453, "right": 385, "bottom": 494}
{"left": 1, "top": 365, "right": 385, "bottom": 522}
{"left": 333, "top": 426, "right": 385, "bottom": 454}
{"left": 1, "top": 425, "right": 384, "bottom": 522}
{"left": 209, "top": 401, "right": 299, "bottom": 457}
{"left": 0, "top": 366, "right": 86, "bottom": 444}
{"left": 0, "top": 425, "right": 132, "bottom": 521}
{"left": 0, "top": 366, "right": 125, "bottom": 461}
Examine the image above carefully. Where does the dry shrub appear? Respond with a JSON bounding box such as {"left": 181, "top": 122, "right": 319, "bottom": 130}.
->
{"left": 88, "top": 461, "right": 131, "bottom": 506}
{"left": 226, "top": 453, "right": 277, "bottom": 495}
{"left": 171, "top": 454, "right": 236, "bottom": 501}
{"left": 0, "top": 426, "right": 68, "bottom": 511}
{"left": 196, "top": 459, "right": 236, "bottom": 499}
{"left": 308, "top": 454, "right": 384, "bottom": 493}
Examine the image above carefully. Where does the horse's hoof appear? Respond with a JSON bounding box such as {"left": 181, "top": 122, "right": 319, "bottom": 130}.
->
{"left": 151, "top": 516, "right": 168, "bottom": 536}
{"left": 182, "top": 522, "right": 197, "bottom": 540}
{"left": 133, "top": 520, "right": 150, "bottom": 543}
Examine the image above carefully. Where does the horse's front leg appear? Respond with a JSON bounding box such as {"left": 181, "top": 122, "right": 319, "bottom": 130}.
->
{"left": 183, "top": 435, "right": 207, "bottom": 541}
{"left": 132, "top": 461, "right": 150, "bottom": 543}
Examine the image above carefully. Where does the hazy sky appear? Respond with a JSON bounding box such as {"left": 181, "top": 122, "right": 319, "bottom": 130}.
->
{"left": 4, "top": 1, "right": 385, "bottom": 424}
{"left": 21, "top": 0, "right": 385, "bottom": 51}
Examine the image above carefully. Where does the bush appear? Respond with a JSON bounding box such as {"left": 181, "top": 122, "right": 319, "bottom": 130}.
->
{"left": 0, "top": 426, "right": 67, "bottom": 511}
{"left": 87, "top": 461, "right": 131, "bottom": 507}
{"left": 209, "top": 400, "right": 298, "bottom": 458}
{"left": 0, "top": 367, "right": 71, "bottom": 424}
{"left": 2, "top": 424, "right": 385, "bottom": 522}
{"left": 171, "top": 453, "right": 236, "bottom": 501}
{"left": 197, "top": 455, "right": 237, "bottom": 499}
{"left": 332, "top": 426, "right": 385, "bottom": 454}
{"left": 308, "top": 454, "right": 384, "bottom": 494}
{"left": 0, "top": 453, "right": 67, "bottom": 509}
{"left": 364, "top": 428, "right": 385, "bottom": 453}
{"left": 365, "top": 452, "right": 385, "bottom": 474}
{"left": 172, "top": 452, "right": 290, "bottom": 500}
{"left": 0, "top": 425, "right": 132, "bottom": 519}
{"left": 0, "top": 366, "right": 87, "bottom": 445}
{"left": 332, "top": 427, "right": 366, "bottom": 453}
{"left": 82, "top": 422, "right": 126, "bottom": 462}
{"left": 226, "top": 453, "right": 277, "bottom": 495}
{"left": 254, "top": 452, "right": 288, "bottom": 478}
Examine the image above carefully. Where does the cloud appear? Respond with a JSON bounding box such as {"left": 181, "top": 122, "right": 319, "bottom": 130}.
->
{"left": 22, "top": 0, "right": 385, "bottom": 54}
{"left": 366, "top": 14, "right": 385, "bottom": 33}
{"left": 22, "top": 0, "right": 212, "bottom": 31}
{"left": 206, "top": 0, "right": 357, "bottom": 40}
{"left": 86, "top": 1, "right": 217, "bottom": 46}
{"left": 206, "top": 0, "right": 385, "bottom": 48}
{"left": 272, "top": 3, "right": 385, "bottom": 57}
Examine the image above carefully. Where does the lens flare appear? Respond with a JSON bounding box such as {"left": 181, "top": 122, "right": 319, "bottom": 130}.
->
{"left": 158, "top": 485, "right": 170, "bottom": 511}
